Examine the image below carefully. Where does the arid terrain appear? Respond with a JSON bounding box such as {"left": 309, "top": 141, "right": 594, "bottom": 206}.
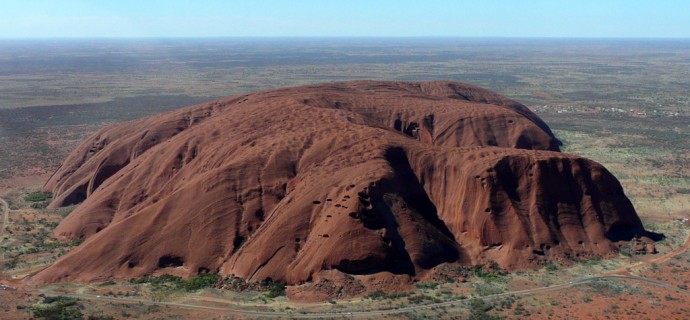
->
{"left": 1, "top": 39, "right": 688, "bottom": 319}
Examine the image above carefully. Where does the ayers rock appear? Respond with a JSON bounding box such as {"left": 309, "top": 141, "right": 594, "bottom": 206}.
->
{"left": 32, "top": 81, "right": 652, "bottom": 285}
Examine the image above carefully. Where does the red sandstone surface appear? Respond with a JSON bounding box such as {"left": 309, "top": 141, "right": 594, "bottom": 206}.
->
{"left": 31, "top": 81, "right": 650, "bottom": 285}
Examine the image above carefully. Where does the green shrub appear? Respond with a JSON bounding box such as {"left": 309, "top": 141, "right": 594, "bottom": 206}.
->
{"left": 150, "top": 274, "right": 184, "bottom": 291}
{"left": 136, "top": 273, "right": 220, "bottom": 292}
{"left": 472, "top": 262, "right": 506, "bottom": 281}
{"left": 468, "top": 298, "right": 502, "bottom": 320}
{"left": 184, "top": 273, "right": 219, "bottom": 291}
{"left": 366, "top": 290, "right": 386, "bottom": 299}
{"left": 408, "top": 294, "right": 434, "bottom": 304}
{"left": 5, "top": 255, "right": 19, "bottom": 269}
{"left": 30, "top": 296, "right": 83, "bottom": 320}
{"left": 130, "top": 275, "right": 153, "bottom": 284}
{"left": 265, "top": 281, "right": 286, "bottom": 298}
{"left": 71, "top": 237, "right": 85, "bottom": 246}
{"left": 24, "top": 192, "right": 52, "bottom": 202}
{"left": 544, "top": 262, "right": 559, "bottom": 272}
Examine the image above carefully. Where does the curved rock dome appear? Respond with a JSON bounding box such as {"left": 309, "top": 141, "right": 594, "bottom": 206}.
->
{"left": 32, "top": 81, "right": 649, "bottom": 284}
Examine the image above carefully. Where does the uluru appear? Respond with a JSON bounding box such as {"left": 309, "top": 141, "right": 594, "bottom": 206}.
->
{"left": 30, "top": 80, "right": 653, "bottom": 287}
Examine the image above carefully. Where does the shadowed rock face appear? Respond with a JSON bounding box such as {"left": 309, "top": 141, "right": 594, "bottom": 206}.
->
{"left": 32, "top": 81, "right": 649, "bottom": 284}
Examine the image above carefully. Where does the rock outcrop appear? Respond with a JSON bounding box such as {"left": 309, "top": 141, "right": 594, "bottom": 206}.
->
{"left": 32, "top": 81, "right": 650, "bottom": 284}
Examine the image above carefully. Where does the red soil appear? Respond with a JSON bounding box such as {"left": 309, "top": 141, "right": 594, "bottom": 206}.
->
{"left": 30, "top": 81, "right": 651, "bottom": 285}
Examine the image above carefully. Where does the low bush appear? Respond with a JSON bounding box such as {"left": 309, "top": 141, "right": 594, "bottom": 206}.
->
{"left": 184, "top": 273, "right": 219, "bottom": 291}
{"left": 468, "top": 298, "right": 502, "bottom": 320}
{"left": 415, "top": 281, "right": 439, "bottom": 290}
{"left": 135, "top": 273, "right": 220, "bottom": 293}
{"left": 471, "top": 262, "right": 506, "bottom": 281}
{"left": 30, "top": 296, "right": 83, "bottom": 320}
{"left": 265, "top": 281, "right": 286, "bottom": 298}
{"left": 24, "top": 192, "right": 52, "bottom": 202}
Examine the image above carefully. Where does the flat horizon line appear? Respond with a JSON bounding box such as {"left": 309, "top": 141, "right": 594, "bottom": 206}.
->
{"left": 1, "top": 36, "right": 690, "bottom": 41}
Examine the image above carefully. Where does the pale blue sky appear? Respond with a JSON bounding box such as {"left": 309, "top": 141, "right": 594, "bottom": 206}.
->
{"left": 1, "top": 0, "right": 688, "bottom": 38}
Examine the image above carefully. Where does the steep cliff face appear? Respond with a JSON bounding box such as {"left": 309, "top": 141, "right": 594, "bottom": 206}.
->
{"left": 31, "top": 81, "right": 648, "bottom": 284}
{"left": 402, "top": 147, "right": 645, "bottom": 269}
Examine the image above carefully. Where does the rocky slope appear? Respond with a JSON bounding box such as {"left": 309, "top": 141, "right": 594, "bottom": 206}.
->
{"left": 32, "top": 81, "right": 650, "bottom": 285}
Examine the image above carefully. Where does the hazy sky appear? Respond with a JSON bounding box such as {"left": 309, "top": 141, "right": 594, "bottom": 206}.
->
{"left": 1, "top": 0, "right": 689, "bottom": 38}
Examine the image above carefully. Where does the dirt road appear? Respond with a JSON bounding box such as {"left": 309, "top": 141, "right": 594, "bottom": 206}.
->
{"left": 0, "top": 197, "right": 9, "bottom": 250}
{"left": 42, "top": 273, "right": 688, "bottom": 319}
{"left": 30, "top": 219, "right": 690, "bottom": 318}
{"left": 607, "top": 229, "right": 690, "bottom": 275}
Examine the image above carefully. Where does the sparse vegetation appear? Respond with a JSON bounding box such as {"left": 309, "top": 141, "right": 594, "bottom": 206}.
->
{"left": 473, "top": 281, "right": 506, "bottom": 297}
{"left": 264, "top": 280, "right": 286, "bottom": 298}
{"left": 184, "top": 273, "right": 220, "bottom": 291}
{"left": 23, "top": 191, "right": 52, "bottom": 202}
{"left": 30, "top": 296, "right": 83, "bottom": 320}
{"left": 468, "top": 298, "right": 502, "bottom": 320}
{"left": 1, "top": 38, "right": 689, "bottom": 320}
{"left": 366, "top": 290, "right": 411, "bottom": 300}
{"left": 133, "top": 273, "right": 220, "bottom": 295}
{"left": 414, "top": 281, "right": 439, "bottom": 290}
{"left": 471, "top": 262, "right": 506, "bottom": 281}
{"left": 366, "top": 290, "right": 387, "bottom": 299}
{"left": 544, "top": 261, "right": 559, "bottom": 272}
